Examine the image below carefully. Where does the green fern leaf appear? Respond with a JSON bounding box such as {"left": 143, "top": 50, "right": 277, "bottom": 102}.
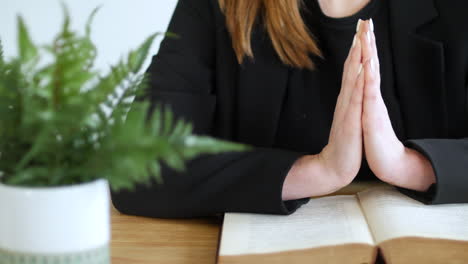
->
{"left": 17, "top": 16, "right": 38, "bottom": 63}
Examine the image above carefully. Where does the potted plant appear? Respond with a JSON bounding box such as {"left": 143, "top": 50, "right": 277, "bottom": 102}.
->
{"left": 0, "top": 7, "right": 248, "bottom": 264}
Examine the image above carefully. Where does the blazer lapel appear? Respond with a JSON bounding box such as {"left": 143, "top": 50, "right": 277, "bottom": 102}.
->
{"left": 235, "top": 26, "right": 289, "bottom": 147}
{"left": 388, "top": 0, "right": 448, "bottom": 139}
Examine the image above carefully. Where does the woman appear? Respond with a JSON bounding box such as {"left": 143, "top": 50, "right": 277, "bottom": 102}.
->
{"left": 111, "top": 0, "right": 468, "bottom": 218}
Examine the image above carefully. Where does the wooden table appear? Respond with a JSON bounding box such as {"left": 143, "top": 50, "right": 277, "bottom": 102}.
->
{"left": 111, "top": 209, "right": 222, "bottom": 264}
{"left": 111, "top": 182, "right": 386, "bottom": 264}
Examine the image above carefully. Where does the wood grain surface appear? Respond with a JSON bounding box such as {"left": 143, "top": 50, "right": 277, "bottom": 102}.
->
{"left": 110, "top": 182, "right": 387, "bottom": 264}
{"left": 111, "top": 208, "right": 222, "bottom": 264}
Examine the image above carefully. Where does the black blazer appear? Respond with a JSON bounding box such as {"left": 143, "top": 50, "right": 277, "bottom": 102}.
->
{"left": 111, "top": 0, "right": 468, "bottom": 218}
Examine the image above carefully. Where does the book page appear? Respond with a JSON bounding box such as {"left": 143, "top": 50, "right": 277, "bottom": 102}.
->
{"left": 219, "top": 195, "right": 374, "bottom": 256}
{"left": 358, "top": 187, "right": 468, "bottom": 244}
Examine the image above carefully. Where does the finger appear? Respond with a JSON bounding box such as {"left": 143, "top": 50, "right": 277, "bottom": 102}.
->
{"left": 361, "top": 20, "right": 380, "bottom": 74}
{"left": 360, "top": 20, "right": 373, "bottom": 65}
{"left": 369, "top": 19, "right": 380, "bottom": 72}
{"left": 343, "top": 19, "right": 364, "bottom": 82}
{"left": 341, "top": 33, "right": 363, "bottom": 109}
{"left": 343, "top": 34, "right": 363, "bottom": 84}
{"left": 333, "top": 26, "right": 363, "bottom": 133}
{"left": 339, "top": 19, "right": 364, "bottom": 109}
{"left": 344, "top": 65, "right": 365, "bottom": 133}
{"left": 362, "top": 19, "right": 381, "bottom": 103}
{"left": 363, "top": 59, "right": 379, "bottom": 106}
{"left": 363, "top": 58, "right": 385, "bottom": 133}
{"left": 332, "top": 41, "right": 361, "bottom": 138}
{"left": 362, "top": 59, "right": 378, "bottom": 134}
{"left": 331, "top": 19, "right": 363, "bottom": 138}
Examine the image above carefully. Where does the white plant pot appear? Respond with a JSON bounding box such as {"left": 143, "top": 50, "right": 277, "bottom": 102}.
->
{"left": 0, "top": 179, "right": 110, "bottom": 264}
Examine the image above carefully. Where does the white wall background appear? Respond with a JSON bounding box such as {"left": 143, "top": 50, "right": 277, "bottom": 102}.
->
{"left": 0, "top": 0, "right": 178, "bottom": 73}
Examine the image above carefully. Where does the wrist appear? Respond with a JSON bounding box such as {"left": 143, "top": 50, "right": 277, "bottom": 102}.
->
{"left": 282, "top": 154, "right": 344, "bottom": 200}
{"left": 404, "top": 147, "right": 436, "bottom": 191}
{"left": 389, "top": 147, "right": 436, "bottom": 191}
{"left": 316, "top": 147, "right": 357, "bottom": 189}
{"left": 316, "top": 151, "right": 343, "bottom": 188}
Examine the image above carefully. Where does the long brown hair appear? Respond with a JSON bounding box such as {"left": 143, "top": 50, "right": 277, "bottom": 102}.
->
{"left": 218, "top": 0, "right": 322, "bottom": 69}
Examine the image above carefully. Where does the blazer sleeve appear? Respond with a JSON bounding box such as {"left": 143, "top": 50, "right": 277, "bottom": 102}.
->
{"left": 398, "top": 137, "right": 468, "bottom": 205}
{"left": 110, "top": 0, "right": 310, "bottom": 218}
{"left": 399, "top": 79, "right": 468, "bottom": 204}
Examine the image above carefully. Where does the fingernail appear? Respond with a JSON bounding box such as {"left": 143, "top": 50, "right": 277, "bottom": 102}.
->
{"left": 370, "top": 59, "right": 375, "bottom": 73}
{"left": 358, "top": 63, "right": 363, "bottom": 75}
{"left": 356, "top": 19, "right": 362, "bottom": 32}
{"left": 369, "top": 18, "right": 374, "bottom": 32}
{"left": 367, "top": 30, "right": 371, "bottom": 43}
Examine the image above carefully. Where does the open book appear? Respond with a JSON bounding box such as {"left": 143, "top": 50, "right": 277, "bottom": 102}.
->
{"left": 217, "top": 187, "right": 468, "bottom": 264}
